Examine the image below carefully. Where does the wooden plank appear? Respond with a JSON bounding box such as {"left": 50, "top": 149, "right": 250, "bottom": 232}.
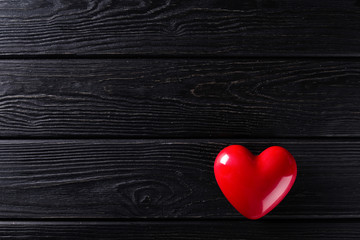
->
{"left": 0, "top": 59, "right": 359, "bottom": 137}
{"left": 0, "top": 220, "right": 357, "bottom": 239}
{"left": 0, "top": 139, "right": 357, "bottom": 218}
{"left": 0, "top": 0, "right": 358, "bottom": 56}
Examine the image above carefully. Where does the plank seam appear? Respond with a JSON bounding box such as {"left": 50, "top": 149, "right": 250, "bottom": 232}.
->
{"left": 0, "top": 54, "right": 359, "bottom": 60}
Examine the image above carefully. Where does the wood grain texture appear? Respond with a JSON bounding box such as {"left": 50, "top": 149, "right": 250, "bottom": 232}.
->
{"left": 0, "top": 220, "right": 357, "bottom": 239}
{"left": 0, "top": 59, "right": 359, "bottom": 137}
{"left": 0, "top": 0, "right": 359, "bottom": 56}
{"left": 0, "top": 139, "right": 357, "bottom": 218}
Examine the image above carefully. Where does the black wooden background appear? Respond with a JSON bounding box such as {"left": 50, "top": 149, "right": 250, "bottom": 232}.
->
{"left": 0, "top": 0, "right": 358, "bottom": 239}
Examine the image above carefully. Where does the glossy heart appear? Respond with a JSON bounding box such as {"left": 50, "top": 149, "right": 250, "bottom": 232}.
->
{"left": 214, "top": 145, "right": 297, "bottom": 219}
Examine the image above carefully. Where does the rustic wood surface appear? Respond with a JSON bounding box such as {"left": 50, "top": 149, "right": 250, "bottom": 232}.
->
{"left": 0, "top": 0, "right": 359, "bottom": 56}
{"left": 0, "top": 0, "right": 358, "bottom": 238}
{"left": 0, "top": 139, "right": 356, "bottom": 219}
{"left": 0, "top": 220, "right": 357, "bottom": 240}
{"left": 0, "top": 59, "right": 358, "bottom": 138}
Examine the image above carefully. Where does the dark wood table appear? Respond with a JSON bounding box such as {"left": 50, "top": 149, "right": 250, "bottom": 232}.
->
{"left": 0, "top": 0, "right": 358, "bottom": 239}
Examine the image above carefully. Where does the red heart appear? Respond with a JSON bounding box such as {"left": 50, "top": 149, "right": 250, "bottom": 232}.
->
{"left": 214, "top": 145, "right": 297, "bottom": 219}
